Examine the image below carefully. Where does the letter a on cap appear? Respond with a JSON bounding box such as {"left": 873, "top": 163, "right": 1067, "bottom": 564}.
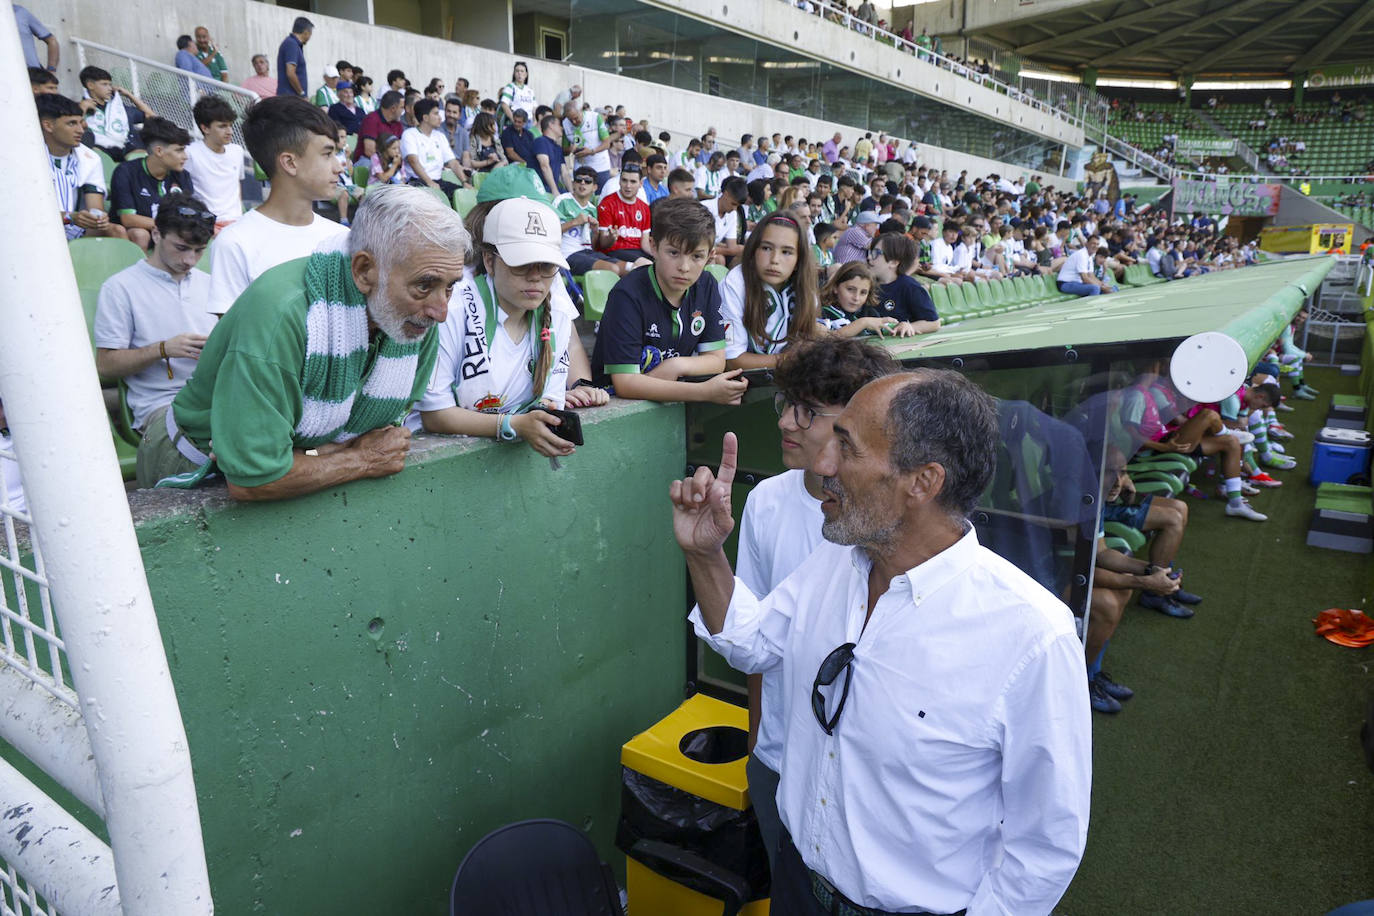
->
{"left": 526, "top": 211, "right": 548, "bottom": 236}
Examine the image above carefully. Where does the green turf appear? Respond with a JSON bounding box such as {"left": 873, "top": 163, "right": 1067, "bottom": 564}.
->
{"left": 1059, "top": 367, "right": 1374, "bottom": 915}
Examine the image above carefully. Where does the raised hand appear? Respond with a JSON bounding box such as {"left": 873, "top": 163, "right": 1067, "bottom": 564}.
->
{"left": 670, "top": 432, "right": 738, "bottom": 554}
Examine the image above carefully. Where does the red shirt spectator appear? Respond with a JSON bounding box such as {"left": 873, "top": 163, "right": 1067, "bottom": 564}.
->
{"left": 355, "top": 94, "right": 405, "bottom": 162}
{"left": 597, "top": 168, "right": 652, "bottom": 253}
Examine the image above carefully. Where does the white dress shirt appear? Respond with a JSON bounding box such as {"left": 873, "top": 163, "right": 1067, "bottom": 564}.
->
{"left": 929, "top": 237, "right": 959, "bottom": 275}
{"left": 691, "top": 529, "right": 1091, "bottom": 915}
{"left": 735, "top": 469, "right": 824, "bottom": 773}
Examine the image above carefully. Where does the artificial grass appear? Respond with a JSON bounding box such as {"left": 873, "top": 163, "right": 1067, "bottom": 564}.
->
{"left": 1059, "top": 367, "right": 1374, "bottom": 914}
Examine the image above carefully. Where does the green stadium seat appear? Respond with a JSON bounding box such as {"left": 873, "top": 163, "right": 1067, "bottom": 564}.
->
{"left": 453, "top": 187, "right": 478, "bottom": 218}
{"left": 1103, "top": 521, "right": 1147, "bottom": 555}
{"left": 195, "top": 238, "right": 213, "bottom": 274}
{"left": 929, "top": 283, "right": 953, "bottom": 318}
{"left": 704, "top": 264, "right": 728, "bottom": 282}
{"left": 473, "top": 171, "right": 487, "bottom": 191}
{"left": 69, "top": 237, "right": 146, "bottom": 360}
{"left": 352, "top": 163, "right": 370, "bottom": 189}
{"left": 95, "top": 147, "right": 116, "bottom": 187}
{"left": 580, "top": 269, "right": 619, "bottom": 322}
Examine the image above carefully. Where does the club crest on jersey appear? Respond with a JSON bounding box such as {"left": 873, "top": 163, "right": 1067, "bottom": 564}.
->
{"left": 474, "top": 394, "right": 503, "bottom": 412}
{"left": 647, "top": 322, "right": 660, "bottom": 338}
{"left": 526, "top": 211, "right": 548, "bottom": 236}
{"left": 690, "top": 312, "right": 706, "bottom": 336}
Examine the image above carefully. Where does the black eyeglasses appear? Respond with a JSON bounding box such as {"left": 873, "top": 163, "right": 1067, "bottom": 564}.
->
{"left": 773, "top": 393, "right": 840, "bottom": 430}
{"left": 174, "top": 205, "right": 216, "bottom": 224}
{"left": 812, "top": 642, "right": 856, "bottom": 736}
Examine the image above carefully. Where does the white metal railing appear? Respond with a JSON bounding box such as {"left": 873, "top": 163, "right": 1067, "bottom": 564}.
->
{"left": 2, "top": 10, "right": 213, "bottom": 915}
{"left": 779, "top": 0, "right": 1093, "bottom": 134}
{"left": 72, "top": 37, "right": 258, "bottom": 147}
{"left": 1099, "top": 133, "right": 1175, "bottom": 180}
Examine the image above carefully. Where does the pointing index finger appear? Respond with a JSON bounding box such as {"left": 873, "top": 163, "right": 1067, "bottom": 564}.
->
{"left": 717, "top": 432, "right": 738, "bottom": 487}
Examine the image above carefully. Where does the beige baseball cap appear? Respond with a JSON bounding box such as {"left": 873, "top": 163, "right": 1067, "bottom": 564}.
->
{"left": 484, "top": 199, "right": 568, "bottom": 270}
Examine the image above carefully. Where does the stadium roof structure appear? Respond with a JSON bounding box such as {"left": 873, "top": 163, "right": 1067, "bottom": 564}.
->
{"left": 968, "top": 0, "right": 1374, "bottom": 80}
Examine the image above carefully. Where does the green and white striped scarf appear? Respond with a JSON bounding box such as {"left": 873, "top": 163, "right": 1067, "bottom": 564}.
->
{"left": 751, "top": 286, "right": 794, "bottom": 354}
{"left": 295, "top": 252, "right": 424, "bottom": 447}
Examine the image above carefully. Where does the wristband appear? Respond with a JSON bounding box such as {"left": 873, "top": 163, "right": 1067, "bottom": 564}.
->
{"left": 498, "top": 413, "right": 519, "bottom": 442}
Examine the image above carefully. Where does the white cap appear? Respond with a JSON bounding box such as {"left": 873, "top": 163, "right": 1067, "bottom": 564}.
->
{"left": 485, "top": 199, "right": 569, "bottom": 270}
{"left": 323, "top": 64, "right": 339, "bottom": 78}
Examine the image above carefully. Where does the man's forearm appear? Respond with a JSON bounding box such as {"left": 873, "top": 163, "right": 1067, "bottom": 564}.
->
{"left": 287, "top": 68, "right": 303, "bottom": 95}
{"left": 225, "top": 445, "right": 372, "bottom": 502}
{"left": 684, "top": 547, "right": 736, "bottom": 634}
{"left": 95, "top": 344, "right": 161, "bottom": 378}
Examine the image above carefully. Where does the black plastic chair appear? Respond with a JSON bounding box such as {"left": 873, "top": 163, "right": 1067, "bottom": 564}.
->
{"left": 450, "top": 818, "right": 625, "bottom": 916}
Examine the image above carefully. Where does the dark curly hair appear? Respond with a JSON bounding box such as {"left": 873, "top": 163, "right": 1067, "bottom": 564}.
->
{"left": 772, "top": 337, "right": 897, "bottom": 410}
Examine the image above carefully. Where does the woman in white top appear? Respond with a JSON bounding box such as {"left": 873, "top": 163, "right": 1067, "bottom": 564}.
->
{"left": 415, "top": 199, "right": 607, "bottom": 457}
{"left": 498, "top": 62, "right": 537, "bottom": 127}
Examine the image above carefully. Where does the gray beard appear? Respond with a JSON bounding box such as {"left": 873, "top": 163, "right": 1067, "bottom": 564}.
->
{"left": 822, "top": 514, "right": 899, "bottom": 550}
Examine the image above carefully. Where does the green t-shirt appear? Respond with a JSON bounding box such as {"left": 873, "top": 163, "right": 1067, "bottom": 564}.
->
{"left": 196, "top": 49, "right": 228, "bottom": 80}
{"left": 1025, "top": 180, "right": 1040, "bottom": 195}
{"left": 171, "top": 258, "right": 438, "bottom": 487}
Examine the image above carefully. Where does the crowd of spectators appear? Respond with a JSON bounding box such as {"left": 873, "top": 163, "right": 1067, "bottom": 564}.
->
{"left": 26, "top": 0, "right": 1308, "bottom": 774}
{"left": 19, "top": 8, "right": 1343, "bottom": 913}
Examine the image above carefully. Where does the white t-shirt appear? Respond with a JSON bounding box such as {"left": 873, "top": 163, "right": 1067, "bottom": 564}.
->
{"left": 93, "top": 259, "right": 217, "bottom": 428}
{"left": 400, "top": 127, "right": 456, "bottom": 182}
{"left": 694, "top": 165, "right": 724, "bottom": 199}
{"left": 700, "top": 197, "right": 738, "bottom": 245}
{"left": 929, "top": 237, "right": 958, "bottom": 274}
{"left": 207, "top": 209, "right": 349, "bottom": 314}
{"left": 735, "top": 468, "right": 825, "bottom": 772}
{"left": 1057, "top": 246, "right": 1093, "bottom": 284}
{"left": 412, "top": 274, "right": 576, "bottom": 428}
{"left": 183, "top": 140, "right": 245, "bottom": 223}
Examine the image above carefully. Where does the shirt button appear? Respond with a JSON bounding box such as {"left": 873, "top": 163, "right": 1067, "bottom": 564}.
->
{"left": 820, "top": 798, "right": 827, "bottom": 806}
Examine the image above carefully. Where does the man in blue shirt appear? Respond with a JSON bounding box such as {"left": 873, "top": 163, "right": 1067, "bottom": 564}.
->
{"left": 14, "top": 4, "right": 58, "bottom": 71}
{"left": 531, "top": 114, "right": 568, "bottom": 194}
{"left": 500, "top": 109, "right": 537, "bottom": 167}
{"left": 276, "top": 17, "right": 314, "bottom": 98}
{"left": 174, "top": 35, "right": 211, "bottom": 78}
{"left": 642, "top": 153, "right": 669, "bottom": 205}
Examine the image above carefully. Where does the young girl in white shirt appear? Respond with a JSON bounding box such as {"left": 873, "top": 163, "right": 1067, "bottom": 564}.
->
{"left": 414, "top": 198, "right": 607, "bottom": 457}
{"left": 719, "top": 212, "right": 821, "bottom": 370}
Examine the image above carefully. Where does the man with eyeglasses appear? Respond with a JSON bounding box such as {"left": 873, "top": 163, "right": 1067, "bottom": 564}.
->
{"left": 94, "top": 190, "right": 217, "bottom": 434}
{"left": 734, "top": 338, "right": 897, "bottom": 882}
{"left": 672, "top": 368, "right": 1092, "bottom": 916}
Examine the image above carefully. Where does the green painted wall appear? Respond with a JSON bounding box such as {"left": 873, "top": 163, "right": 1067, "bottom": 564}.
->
{"left": 128, "top": 400, "right": 688, "bottom": 915}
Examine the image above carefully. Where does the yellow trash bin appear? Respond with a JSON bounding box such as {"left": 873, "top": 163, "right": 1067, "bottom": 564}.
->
{"left": 617, "top": 693, "right": 770, "bottom": 916}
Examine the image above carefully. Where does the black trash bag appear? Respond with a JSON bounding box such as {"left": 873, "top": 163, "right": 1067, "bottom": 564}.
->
{"left": 615, "top": 765, "right": 771, "bottom": 902}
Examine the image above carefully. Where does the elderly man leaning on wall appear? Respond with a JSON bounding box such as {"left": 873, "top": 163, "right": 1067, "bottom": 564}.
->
{"left": 136, "top": 185, "right": 469, "bottom": 501}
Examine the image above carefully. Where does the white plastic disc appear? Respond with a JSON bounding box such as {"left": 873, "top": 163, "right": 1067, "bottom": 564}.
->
{"left": 1170, "top": 332, "right": 1248, "bottom": 403}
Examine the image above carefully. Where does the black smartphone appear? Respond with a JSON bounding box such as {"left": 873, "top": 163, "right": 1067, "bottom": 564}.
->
{"left": 531, "top": 406, "right": 584, "bottom": 446}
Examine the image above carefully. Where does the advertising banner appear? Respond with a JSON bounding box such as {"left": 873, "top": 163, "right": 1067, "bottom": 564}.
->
{"left": 1172, "top": 179, "right": 1281, "bottom": 217}
{"left": 1306, "top": 63, "right": 1374, "bottom": 90}
{"left": 1176, "top": 138, "right": 1237, "bottom": 157}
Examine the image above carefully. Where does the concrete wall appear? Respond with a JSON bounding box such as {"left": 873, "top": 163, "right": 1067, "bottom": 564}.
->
{"left": 114, "top": 400, "right": 687, "bottom": 915}
{"left": 905, "top": 0, "right": 1107, "bottom": 34}
{"left": 36, "top": 0, "right": 1072, "bottom": 185}
{"left": 645, "top": 0, "right": 1085, "bottom": 148}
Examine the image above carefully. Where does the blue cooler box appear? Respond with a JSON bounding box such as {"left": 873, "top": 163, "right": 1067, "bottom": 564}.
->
{"left": 1310, "top": 427, "right": 1372, "bottom": 486}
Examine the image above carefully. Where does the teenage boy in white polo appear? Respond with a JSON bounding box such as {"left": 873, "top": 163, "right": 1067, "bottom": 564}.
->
{"left": 401, "top": 98, "right": 468, "bottom": 197}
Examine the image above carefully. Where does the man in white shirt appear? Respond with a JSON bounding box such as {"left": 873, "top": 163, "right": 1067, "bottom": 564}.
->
{"left": 208, "top": 96, "right": 348, "bottom": 315}
{"left": 401, "top": 98, "right": 466, "bottom": 197}
{"left": 671, "top": 368, "right": 1092, "bottom": 916}
{"left": 94, "top": 191, "right": 217, "bottom": 431}
{"left": 184, "top": 95, "right": 245, "bottom": 229}
{"left": 1056, "top": 243, "right": 1114, "bottom": 297}
{"left": 37, "top": 93, "right": 125, "bottom": 241}
{"left": 735, "top": 338, "right": 897, "bottom": 877}
{"left": 701, "top": 176, "right": 746, "bottom": 265}
{"left": 928, "top": 222, "right": 968, "bottom": 282}
{"left": 563, "top": 105, "right": 614, "bottom": 188}
{"left": 694, "top": 151, "right": 726, "bottom": 200}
